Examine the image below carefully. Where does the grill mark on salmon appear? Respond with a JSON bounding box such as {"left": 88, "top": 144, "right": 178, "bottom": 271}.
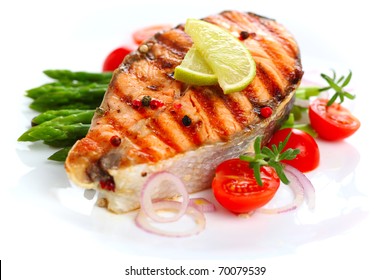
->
{"left": 247, "top": 12, "right": 299, "bottom": 59}
{"left": 147, "top": 111, "right": 195, "bottom": 152}
{"left": 219, "top": 11, "right": 301, "bottom": 83}
{"left": 256, "top": 64, "right": 284, "bottom": 100}
{"left": 65, "top": 10, "right": 303, "bottom": 213}
{"left": 153, "top": 29, "right": 190, "bottom": 58}
{"left": 190, "top": 87, "right": 240, "bottom": 139}
{"left": 220, "top": 92, "right": 253, "bottom": 127}
{"left": 205, "top": 11, "right": 293, "bottom": 99}
{"left": 249, "top": 37, "right": 297, "bottom": 84}
{"left": 167, "top": 103, "right": 204, "bottom": 146}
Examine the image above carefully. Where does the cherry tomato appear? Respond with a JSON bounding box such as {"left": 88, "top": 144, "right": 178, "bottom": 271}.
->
{"left": 267, "top": 128, "right": 320, "bottom": 173}
{"left": 132, "top": 24, "right": 172, "bottom": 45}
{"left": 309, "top": 98, "right": 360, "bottom": 141}
{"left": 212, "top": 159, "right": 280, "bottom": 214}
{"left": 102, "top": 47, "right": 132, "bottom": 72}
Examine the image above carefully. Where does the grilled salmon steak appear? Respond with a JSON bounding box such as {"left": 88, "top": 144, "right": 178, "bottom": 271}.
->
{"left": 65, "top": 10, "right": 303, "bottom": 213}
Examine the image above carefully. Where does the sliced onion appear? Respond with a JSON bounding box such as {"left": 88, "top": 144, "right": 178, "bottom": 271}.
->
{"left": 140, "top": 171, "right": 189, "bottom": 223}
{"left": 284, "top": 164, "right": 315, "bottom": 210}
{"left": 135, "top": 200, "right": 206, "bottom": 237}
{"left": 189, "top": 198, "right": 216, "bottom": 213}
{"left": 258, "top": 164, "right": 315, "bottom": 214}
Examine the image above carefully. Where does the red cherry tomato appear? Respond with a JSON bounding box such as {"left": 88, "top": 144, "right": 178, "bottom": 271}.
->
{"left": 212, "top": 159, "right": 280, "bottom": 214}
{"left": 309, "top": 98, "right": 360, "bottom": 141}
{"left": 267, "top": 128, "right": 320, "bottom": 173}
{"left": 132, "top": 24, "right": 172, "bottom": 45}
{"left": 102, "top": 47, "right": 132, "bottom": 72}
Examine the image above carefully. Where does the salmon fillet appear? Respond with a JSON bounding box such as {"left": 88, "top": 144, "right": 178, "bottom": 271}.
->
{"left": 65, "top": 10, "right": 303, "bottom": 213}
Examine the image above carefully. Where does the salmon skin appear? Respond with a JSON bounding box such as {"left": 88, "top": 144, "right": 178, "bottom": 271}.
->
{"left": 65, "top": 10, "right": 303, "bottom": 213}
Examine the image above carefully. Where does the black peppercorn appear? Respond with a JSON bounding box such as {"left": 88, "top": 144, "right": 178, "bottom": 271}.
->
{"left": 182, "top": 115, "right": 192, "bottom": 126}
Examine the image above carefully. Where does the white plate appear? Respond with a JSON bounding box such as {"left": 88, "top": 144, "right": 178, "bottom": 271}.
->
{"left": 1, "top": 1, "right": 389, "bottom": 279}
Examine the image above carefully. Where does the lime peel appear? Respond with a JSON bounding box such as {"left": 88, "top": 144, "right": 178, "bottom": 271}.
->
{"left": 174, "top": 18, "right": 256, "bottom": 94}
{"left": 173, "top": 47, "right": 218, "bottom": 86}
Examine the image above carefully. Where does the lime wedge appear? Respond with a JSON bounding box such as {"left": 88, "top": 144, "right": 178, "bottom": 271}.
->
{"left": 174, "top": 47, "right": 218, "bottom": 86}
{"left": 185, "top": 18, "right": 256, "bottom": 94}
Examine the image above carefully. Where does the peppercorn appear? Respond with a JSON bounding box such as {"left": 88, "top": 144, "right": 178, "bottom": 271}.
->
{"left": 260, "top": 106, "right": 273, "bottom": 118}
{"left": 132, "top": 99, "right": 142, "bottom": 109}
{"left": 110, "top": 135, "right": 122, "bottom": 147}
{"left": 95, "top": 107, "right": 105, "bottom": 116}
{"left": 142, "top": 95, "right": 152, "bottom": 107}
{"left": 150, "top": 99, "right": 164, "bottom": 110}
{"left": 139, "top": 44, "right": 149, "bottom": 53}
{"left": 239, "top": 31, "right": 250, "bottom": 40}
{"left": 182, "top": 115, "right": 192, "bottom": 126}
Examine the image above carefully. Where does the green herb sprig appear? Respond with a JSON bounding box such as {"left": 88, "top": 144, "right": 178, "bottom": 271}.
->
{"left": 284, "top": 70, "right": 355, "bottom": 136}
{"left": 296, "top": 70, "right": 355, "bottom": 105}
{"left": 320, "top": 70, "right": 355, "bottom": 106}
{"left": 239, "top": 135, "right": 300, "bottom": 186}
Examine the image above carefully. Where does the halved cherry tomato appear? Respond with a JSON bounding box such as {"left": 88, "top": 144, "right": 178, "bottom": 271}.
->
{"left": 267, "top": 128, "right": 320, "bottom": 173}
{"left": 132, "top": 24, "right": 172, "bottom": 45}
{"left": 309, "top": 98, "right": 360, "bottom": 141}
{"left": 212, "top": 159, "right": 280, "bottom": 214}
{"left": 102, "top": 47, "right": 133, "bottom": 72}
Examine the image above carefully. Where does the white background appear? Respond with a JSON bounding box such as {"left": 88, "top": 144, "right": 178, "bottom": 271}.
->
{"left": 1, "top": 0, "right": 389, "bottom": 279}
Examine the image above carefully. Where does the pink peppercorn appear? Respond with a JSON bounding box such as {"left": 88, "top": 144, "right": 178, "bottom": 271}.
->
{"left": 132, "top": 99, "right": 142, "bottom": 109}
{"left": 150, "top": 99, "right": 164, "bottom": 110}
{"left": 260, "top": 106, "right": 273, "bottom": 118}
{"left": 110, "top": 135, "right": 121, "bottom": 147}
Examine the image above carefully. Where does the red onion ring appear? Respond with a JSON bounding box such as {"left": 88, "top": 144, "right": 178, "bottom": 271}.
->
{"left": 258, "top": 164, "right": 315, "bottom": 214}
{"left": 284, "top": 164, "right": 315, "bottom": 210}
{"left": 189, "top": 198, "right": 216, "bottom": 213}
{"left": 140, "top": 171, "right": 189, "bottom": 223}
{"left": 135, "top": 201, "right": 206, "bottom": 237}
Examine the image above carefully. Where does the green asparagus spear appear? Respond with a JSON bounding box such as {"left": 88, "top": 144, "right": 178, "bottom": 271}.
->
{"left": 44, "top": 139, "right": 79, "bottom": 148}
{"left": 43, "top": 69, "right": 112, "bottom": 83}
{"left": 29, "top": 86, "right": 105, "bottom": 112}
{"left": 26, "top": 82, "right": 63, "bottom": 99}
{"left": 32, "top": 102, "right": 100, "bottom": 112}
{"left": 18, "top": 110, "right": 94, "bottom": 141}
{"left": 27, "top": 82, "right": 108, "bottom": 100}
{"left": 27, "top": 123, "right": 90, "bottom": 142}
{"left": 48, "top": 147, "right": 72, "bottom": 162}
{"left": 32, "top": 109, "right": 92, "bottom": 125}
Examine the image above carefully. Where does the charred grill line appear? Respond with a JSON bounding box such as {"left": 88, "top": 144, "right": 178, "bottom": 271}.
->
{"left": 191, "top": 88, "right": 232, "bottom": 139}
{"left": 219, "top": 92, "right": 250, "bottom": 128}
{"left": 255, "top": 64, "right": 284, "bottom": 99}
{"left": 254, "top": 15, "right": 298, "bottom": 58}
{"left": 153, "top": 29, "right": 191, "bottom": 58}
